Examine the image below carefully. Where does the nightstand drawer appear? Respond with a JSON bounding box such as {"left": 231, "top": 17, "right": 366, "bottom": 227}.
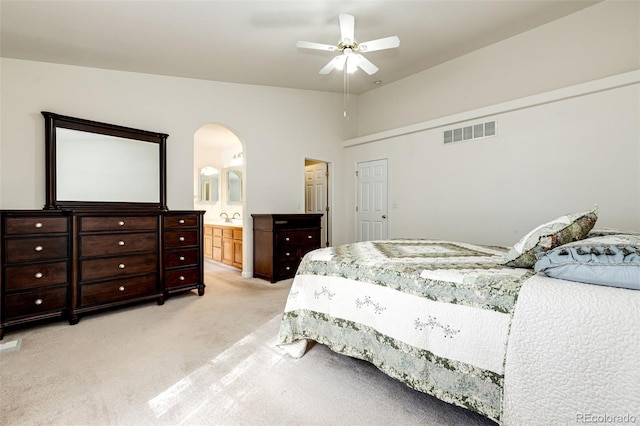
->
{"left": 5, "top": 236, "right": 68, "bottom": 263}
{"left": 5, "top": 261, "right": 68, "bottom": 291}
{"left": 5, "top": 287, "right": 67, "bottom": 319}
{"left": 80, "top": 253, "right": 157, "bottom": 282}
{"left": 80, "top": 232, "right": 156, "bottom": 257}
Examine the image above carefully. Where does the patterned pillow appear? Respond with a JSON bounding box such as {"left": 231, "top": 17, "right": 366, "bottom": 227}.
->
{"left": 534, "top": 234, "right": 640, "bottom": 290}
{"left": 504, "top": 207, "right": 598, "bottom": 268}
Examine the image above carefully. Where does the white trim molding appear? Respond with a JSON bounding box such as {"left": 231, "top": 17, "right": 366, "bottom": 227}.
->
{"left": 344, "top": 70, "right": 640, "bottom": 148}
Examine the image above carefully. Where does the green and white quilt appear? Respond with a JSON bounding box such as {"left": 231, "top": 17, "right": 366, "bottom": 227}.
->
{"left": 278, "top": 240, "right": 535, "bottom": 423}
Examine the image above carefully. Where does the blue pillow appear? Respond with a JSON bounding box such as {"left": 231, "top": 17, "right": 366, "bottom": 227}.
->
{"left": 534, "top": 234, "right": 640, "bottom": 290}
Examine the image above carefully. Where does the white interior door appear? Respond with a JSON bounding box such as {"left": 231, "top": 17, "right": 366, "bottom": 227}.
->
{"left": 305, "top": 162, "right": 329, "bottom": 247}
{"left": 356, "top": 159, "right": 388, "bottom": 242}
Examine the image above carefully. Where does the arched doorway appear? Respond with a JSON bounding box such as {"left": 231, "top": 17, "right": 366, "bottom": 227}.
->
{"left": 194, "top": 123, "right": 245, "bottom": 273}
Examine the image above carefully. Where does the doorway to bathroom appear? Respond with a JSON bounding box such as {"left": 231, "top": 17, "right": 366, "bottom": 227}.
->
{"left": 194, "top": 123, "right": 245, "bottom": 273}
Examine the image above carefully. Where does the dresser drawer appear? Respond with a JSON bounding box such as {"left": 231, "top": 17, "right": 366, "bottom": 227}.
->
{"left": 277, "top": 260, "right": 300, "bottom": 278}
{"left": 5, "top": 217, "right": 68, "bottom": 235}
{"left": 80, "top": 216, "right": 157, "bottom": 232}
{"left": 5, "top": 287, "right": 67, "bottom": 319}
{"left": 80, "top": 253, "right": 157, "bottom": 282}
{"left": 164, "top": 230, "right": 198, "bottom": 248}
{"left": 80, "top": 232, "right": 157, "bottom": 257}
{"left": 276, "top": 230, "right": 320, "bottom": 248}
{"left": 164, "top": 249, "right": 199, "bottom": 268}
{"left": 5, "top": 261, "right": 68, "bottom": 291}
{"left": 80, "top": 275, "right": 157, "bottom": 306}
{"left": 164, "top": 215, "right": 198, "bottom": 228}
{"left": 276, "top": 248, "right": 298, "bottom": 261}
{"left": 165, "top": 268, "right": 199, "bottom": 288}
{"left": 4, "top": 236, "right": 68, "bottom": 263}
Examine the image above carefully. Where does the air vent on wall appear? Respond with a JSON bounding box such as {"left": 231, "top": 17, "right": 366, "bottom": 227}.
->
{"left": 444, "top": 120, "right": 496, "bottom": 144}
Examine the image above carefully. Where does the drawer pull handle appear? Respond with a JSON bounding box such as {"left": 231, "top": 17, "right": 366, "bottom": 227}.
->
{"left": 35, "top": 245, "right": 43, "bottom": 252}
{"left": 308, "top": 235, "right": 312, "bottom": 239}
{"left": 119, "top": 286, "right": 125, "bottom": 292}
{"left": 35, "top": 222, "right": 43, "bottom": 228}
{"left": 179, "top": 276, "right": 185, "bottom": 281}
{"left": 285, "top": 237, "right": 290, "bottom": 241}
{"left": 179, "top": 219, "right": 185, "bottom": 224}
{"left": 118, "top": 263, "right": 125, "bottom": 269}
{"left": 35, "top": 272, "right": 43, "bottom": 279}
{"left": 179, "top": 236, "right": 185, "bottom": 242}
{"left": 285, "top": 252, "right": 290, "bottom": 256}
{"left": 285, "top": 266, "right": 291, "bottom": 270}
{"left": 118, "top": 240, "right": 125, "bottom": 246}
{"left": 118, "top": 220, "right": 125, "bottom": 226}
{"left": 179, "top": 256, "right": 185, "bottom": 261}
{"left": 35, "top": 298, "right": 43, "bottom": 305}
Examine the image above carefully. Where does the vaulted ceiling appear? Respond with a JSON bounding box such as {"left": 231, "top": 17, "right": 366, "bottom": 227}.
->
{"left": 1, "top": 1, "right": 599, "bottom": 94}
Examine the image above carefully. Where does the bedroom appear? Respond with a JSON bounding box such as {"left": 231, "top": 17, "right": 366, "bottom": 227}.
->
{"left": 1, "top": 0, "right": 639, "bottom": 424}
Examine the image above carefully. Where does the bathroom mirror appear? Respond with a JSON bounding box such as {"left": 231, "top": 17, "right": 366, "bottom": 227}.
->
{"left": 225, "top": 168, "right": 242, "bottom": 204}
{"left": 42, "top": 111, "right": 167, "bottom": 210}
{"left": 199, "top": 166, "right": 219, "bottom": 202}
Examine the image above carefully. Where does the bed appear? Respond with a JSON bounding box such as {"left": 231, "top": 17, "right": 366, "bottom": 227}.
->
{"left": 277, "top": 208, "right": 640, "bottom": 425}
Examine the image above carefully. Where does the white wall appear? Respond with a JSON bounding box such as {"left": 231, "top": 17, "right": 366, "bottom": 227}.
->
{"left": 356, "top": 1, "right": 640, "bottom": 136}
{"left": 345, "top": 76, "right": 640, "bottom": 246}
{"left": 344, "top": 0, "right": 640, "bottom": 246}
{"left": 0, "top": 58, "right": 353, "bottom": 276}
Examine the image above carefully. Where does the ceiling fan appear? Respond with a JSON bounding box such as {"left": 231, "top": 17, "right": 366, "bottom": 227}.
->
{"left": 296, "top": 13, "right": 400, "bottom": 75}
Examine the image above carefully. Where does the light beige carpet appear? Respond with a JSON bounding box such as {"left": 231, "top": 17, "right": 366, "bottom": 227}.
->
{"left": 0, "top": 262, "right": 495, "bottom": 426}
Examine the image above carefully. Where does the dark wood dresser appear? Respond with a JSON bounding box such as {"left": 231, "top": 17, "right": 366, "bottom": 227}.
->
{"left": 0, "top": 211, "right": 70, "bottom": 336}
{"left": 163, "top": 211, "right": 205, "bottom": 297}
{"left": 252, "top": 214, "right": 322, "bottom": 283}
{"left": 0, "top": 209, "right": 205, "bottom": 338}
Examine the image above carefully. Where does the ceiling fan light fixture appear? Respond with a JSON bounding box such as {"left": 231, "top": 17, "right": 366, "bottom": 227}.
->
{"left": 296, "top": 13, "right": 399, "bottom": 116}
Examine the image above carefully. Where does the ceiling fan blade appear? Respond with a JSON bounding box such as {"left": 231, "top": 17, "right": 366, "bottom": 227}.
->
{"left": 296, "top": 40, "right": 337, "bottom": 51}
{"left": 358, "top": 36, "right": 400, "bottom": 53}
{"left": 319, "top": 56, "right": 345, "bottom": 74}
{"left": 355, "top": 54, "right": 379, "bottom": 75}
{"left": 339, "top": 13, "right": 355, "bottom": 44}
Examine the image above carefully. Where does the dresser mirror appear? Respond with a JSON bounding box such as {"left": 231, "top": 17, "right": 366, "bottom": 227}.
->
{"left": 42, "top": 112, "right": 168, "bottom": 210}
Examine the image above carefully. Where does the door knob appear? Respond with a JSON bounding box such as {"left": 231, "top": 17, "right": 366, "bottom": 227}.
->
{"left": 382, "top": 215, "right": 387, "bottom": 219}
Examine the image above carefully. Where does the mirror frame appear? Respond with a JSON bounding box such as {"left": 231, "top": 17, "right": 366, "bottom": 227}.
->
{"left": 42, "top": 111, "right": 168, "bottom": 210}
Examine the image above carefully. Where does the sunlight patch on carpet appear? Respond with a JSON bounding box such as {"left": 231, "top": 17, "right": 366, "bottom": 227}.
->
{"left": 148, "top": 314, "right": 286, "bottom": 422}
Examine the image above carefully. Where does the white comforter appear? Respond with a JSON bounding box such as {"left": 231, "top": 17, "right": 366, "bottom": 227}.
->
{"left": 503, "top": 274, "right": 640, "bottom": 425}
{"left": 279, "top": 241, "right": 640, "bottom": 424}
